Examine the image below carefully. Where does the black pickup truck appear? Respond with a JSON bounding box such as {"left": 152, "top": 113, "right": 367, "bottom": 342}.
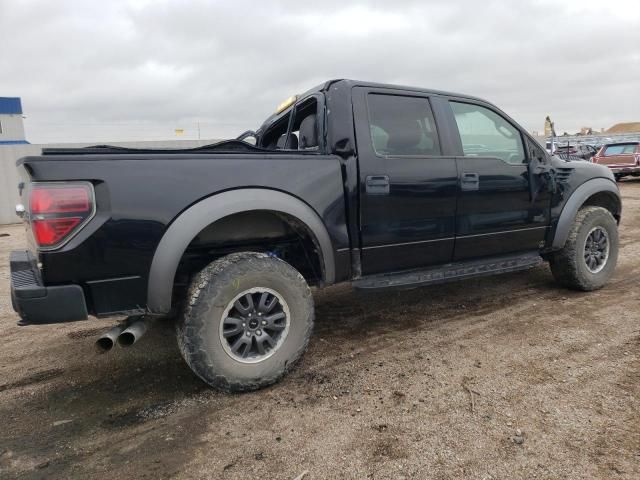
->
{"left": 10, "top": 79, "right": 621, "bottom": 391}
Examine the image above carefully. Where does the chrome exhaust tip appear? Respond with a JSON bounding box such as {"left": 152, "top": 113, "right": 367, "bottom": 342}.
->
{"left": 117, "top": 317, "right": 148, "bottom": 347}
{"left": 95, "top": 325, "right": 125, "bottom": 353}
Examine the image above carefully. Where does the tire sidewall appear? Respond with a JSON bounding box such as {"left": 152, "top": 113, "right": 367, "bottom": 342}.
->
{"left": 183, "top": 254, "right": 313, "bottom": 387}
{"left": 574, "top": 210, "right": 618, "bottom": 288}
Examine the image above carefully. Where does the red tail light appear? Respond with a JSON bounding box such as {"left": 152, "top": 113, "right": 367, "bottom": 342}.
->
{"left": 33, "top": 217, "right": 83, "bottom": 245}
{"left": 31, "top": 187, "right": 90, "bottom": 214}
{"left": 30, "top": 183, "right": 95, "bottom": 249}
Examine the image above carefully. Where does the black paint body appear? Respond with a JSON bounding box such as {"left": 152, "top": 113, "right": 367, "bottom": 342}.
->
{"left": 13, "top": 80, "right": 619, "bottom": 321}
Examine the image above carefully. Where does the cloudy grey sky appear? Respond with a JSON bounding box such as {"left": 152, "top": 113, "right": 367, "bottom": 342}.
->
{"left": 1, "top": 0, "right": 639, "bottom": 143}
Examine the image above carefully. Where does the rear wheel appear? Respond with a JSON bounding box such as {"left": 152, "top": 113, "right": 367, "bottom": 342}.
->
{"left": 549, "top": 206, "right": 618, "bottom": 291}
{"left": 176, "top": 252, "right": 314, "bottom": 392}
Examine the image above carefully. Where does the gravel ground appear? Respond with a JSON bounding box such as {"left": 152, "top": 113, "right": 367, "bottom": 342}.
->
{"left": 0, "top": 182, "right": 639, "bottom": 480}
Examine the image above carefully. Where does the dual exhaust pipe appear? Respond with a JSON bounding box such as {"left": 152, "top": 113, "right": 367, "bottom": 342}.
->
{"left": 95, "top": 316, "right": 149, "bottom": 353}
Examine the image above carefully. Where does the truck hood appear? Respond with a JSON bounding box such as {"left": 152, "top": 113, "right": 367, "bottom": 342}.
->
{"left": 550, "top": 154, "right": 615, "bottom": 182}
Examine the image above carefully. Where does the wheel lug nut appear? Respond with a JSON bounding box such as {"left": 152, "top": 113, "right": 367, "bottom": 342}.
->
{"left": 246, "top": 332, "right": 251, "bottom": 337}
{"left": 242, "top": 323, "right": 246, "bottom": 327}
{"left": 262, "top": 320, "right": 267, "bottom": 325}
{"left": 248, "top": 313, "right": 252, "bottom": 317}
{"left": 256, "top": 330, "right": 262, "bottom": 336}
{"left": 258, "top": 312, "right": 262, "bottom": 316}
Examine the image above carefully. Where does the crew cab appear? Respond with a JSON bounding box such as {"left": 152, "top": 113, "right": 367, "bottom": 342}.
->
{"left": 10, "top": 80, "right": 622, "bottom": 391}
{"left": 591, "top": 142, "right": 640, "bottom": 180}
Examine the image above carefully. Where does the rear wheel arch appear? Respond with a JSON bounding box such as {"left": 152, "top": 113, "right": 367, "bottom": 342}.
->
{"left": 147, "top": 189, "right": 335, "bottom": 314}
{"left": 551, "top": 178, "right": 621, "bottom": 250}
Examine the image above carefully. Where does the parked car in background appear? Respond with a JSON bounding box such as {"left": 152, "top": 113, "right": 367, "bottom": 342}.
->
{"left": 583, "top": 144, "right": 599, "bottom": 158}
{"left": 555, "top": 144, "right": 598, "bottom": 161}
{"left": 592, "top": 142, "right": 640, "bottom": 181}
{"left": 545, "top": 141, "right": 553, "bottom": 153}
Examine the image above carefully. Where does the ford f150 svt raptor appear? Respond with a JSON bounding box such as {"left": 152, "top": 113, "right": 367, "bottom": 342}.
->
{"left": 10, "top": 79, "right": 621, "bottom": 391}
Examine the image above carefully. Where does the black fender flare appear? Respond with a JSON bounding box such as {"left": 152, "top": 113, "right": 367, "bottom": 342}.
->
{"left": 551, "top": 178, "right": 621, "bottom": 250}
{"left": 147, "top": 189, "right": 335, "bottom": 313}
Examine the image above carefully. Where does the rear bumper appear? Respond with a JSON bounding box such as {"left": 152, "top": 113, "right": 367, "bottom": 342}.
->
{"left": 10, "top": 250, "right": 88, "bottom": 325}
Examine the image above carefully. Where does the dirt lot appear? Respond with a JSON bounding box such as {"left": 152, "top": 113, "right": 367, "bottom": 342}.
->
{"left": 1, "top": 184, "right": 639, "bottom": 480}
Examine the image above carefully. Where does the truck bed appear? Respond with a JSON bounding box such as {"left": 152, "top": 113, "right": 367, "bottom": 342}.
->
{"left": 17, "top": 151, "right": 349, "bottom": 315}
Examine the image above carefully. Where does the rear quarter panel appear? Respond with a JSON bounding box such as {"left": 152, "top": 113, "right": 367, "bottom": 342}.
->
{"left": 18, "top": 153, "right": 348, "bottom": 290}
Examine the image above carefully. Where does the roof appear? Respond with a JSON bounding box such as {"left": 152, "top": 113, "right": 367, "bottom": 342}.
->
{"left": 258, "top": 79, "right": 488, "bottom": 132}
{"left": 297, "top": 79, "right": 484, "bottom": 105}
{"left": 0, "top": 97, "right": 23, "bottom": 115}
{"left": 337, "top": 79, "right": 485, "bottom": 101}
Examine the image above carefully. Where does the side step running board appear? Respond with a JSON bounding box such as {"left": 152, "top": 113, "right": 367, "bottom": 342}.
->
{"left": 352, "top": 251, "right": 543, "bottom": 291}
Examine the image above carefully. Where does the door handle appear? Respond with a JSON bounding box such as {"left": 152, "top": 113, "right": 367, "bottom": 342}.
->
{"left": 461, "top": 172, "right": 479, "bottom": 191}
{"left": 365, "top": 175, "right": 390, "bottom": 195}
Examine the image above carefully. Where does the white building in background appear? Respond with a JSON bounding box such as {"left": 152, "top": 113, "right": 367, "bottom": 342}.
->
{"left": 0, "top": 97, "right": 28, "bottom": 145}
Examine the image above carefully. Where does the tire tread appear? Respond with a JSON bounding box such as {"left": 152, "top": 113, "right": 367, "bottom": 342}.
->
{"left": 176, "top": 252, "right": 314, "bottom": 392}
{"left": 549, "top": 206, "right": 618, "bottom": 291}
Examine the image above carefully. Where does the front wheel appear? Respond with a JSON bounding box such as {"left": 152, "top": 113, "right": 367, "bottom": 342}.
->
{"left": 176, "top": 252, "right": 314, "bottom": 392}
{"left": 549, "top": 206, "right": 618, "bottom": 291}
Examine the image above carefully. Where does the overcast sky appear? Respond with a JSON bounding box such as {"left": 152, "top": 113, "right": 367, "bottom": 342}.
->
{"left": 1, "top": 0, "right": 639, "bottom": 143}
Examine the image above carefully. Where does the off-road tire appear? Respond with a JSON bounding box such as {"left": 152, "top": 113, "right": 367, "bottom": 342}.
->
{"left": 549, "top": 206, "right": 618, "bottom": 291}
{"left": 176, "top": 252, "right": 314, "bottom": 392}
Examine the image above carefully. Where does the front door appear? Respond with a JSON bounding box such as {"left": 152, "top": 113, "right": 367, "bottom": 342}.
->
{"left": 353, "top": 87, "right": 458, "bottom": 275}
{"left": 446, "top": 100, "right": 551, "bottom": 260}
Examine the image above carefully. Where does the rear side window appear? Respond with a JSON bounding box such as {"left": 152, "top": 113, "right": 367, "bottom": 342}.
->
{"left": 451, "top": 101, "right": 525, "bottom": 164}
{"left": 367, "top": 94, "right": 441, "bottom": 157}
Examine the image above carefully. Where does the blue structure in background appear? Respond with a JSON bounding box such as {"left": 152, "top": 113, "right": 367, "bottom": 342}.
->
{"left": 0, "top": 97, "right": 29, "bottom": 145}
{"left": 0, "top": 97, "right": 23, "bottom": 115}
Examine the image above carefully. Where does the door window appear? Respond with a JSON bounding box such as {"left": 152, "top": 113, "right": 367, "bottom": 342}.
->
{"left": 451, "top": 101, "right": 525, "bottom": 164}
{"left": 367, "top": 94, "right": 441, "bottom": 157}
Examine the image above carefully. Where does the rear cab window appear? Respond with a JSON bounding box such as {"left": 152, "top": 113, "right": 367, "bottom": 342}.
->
{"left": 290, "top": 97, "right": 319, "bottom": 151}
{"left": 259, "top": 112, "right": 292, "bottom": 150}
{"left": 259, "top": 97, "right": 320, "bottom": 151}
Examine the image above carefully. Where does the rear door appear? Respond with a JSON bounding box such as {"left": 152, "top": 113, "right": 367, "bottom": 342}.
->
{"left": 445, "top": 99, "right": 551, "bottom": 260}
{"left": 353, "top": 87, "right": 458, "bottom": 275}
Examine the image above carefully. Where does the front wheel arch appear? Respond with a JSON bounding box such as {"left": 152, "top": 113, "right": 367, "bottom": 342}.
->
{"left": 551, "top": 178, "right": 621, "bottom": 250}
